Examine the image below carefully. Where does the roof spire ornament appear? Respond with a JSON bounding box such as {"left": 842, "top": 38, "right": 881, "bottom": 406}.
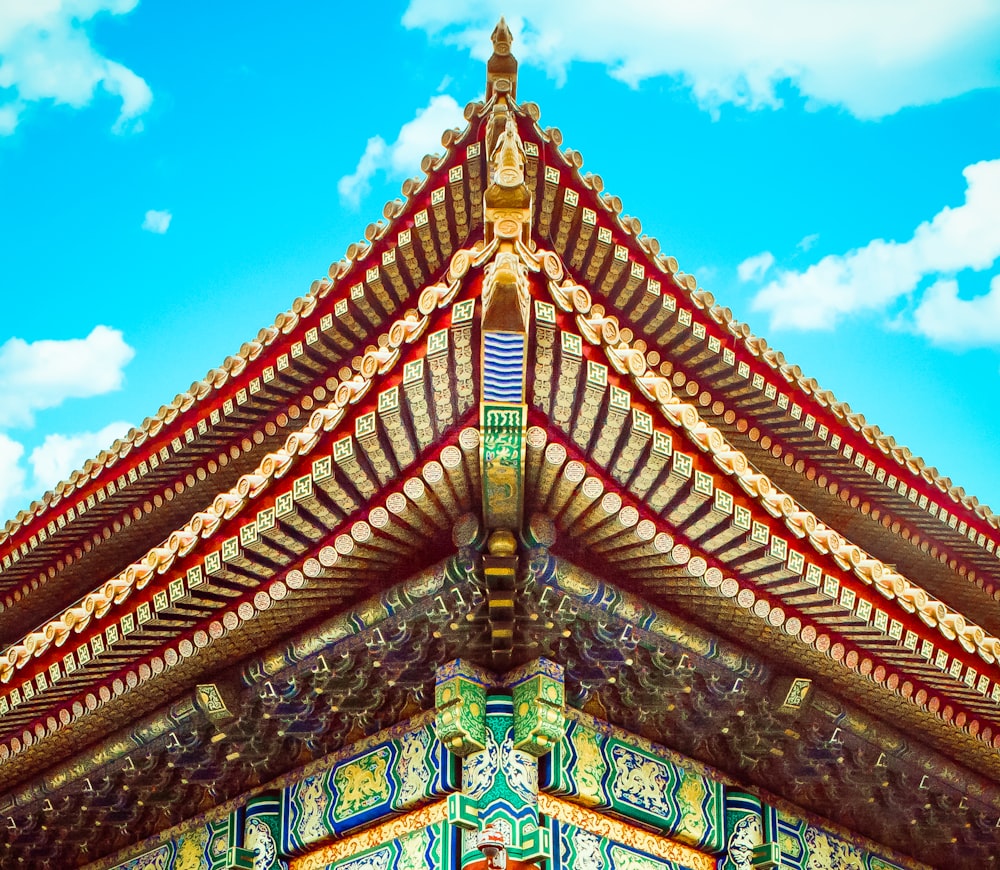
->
{"left": 487, "top": 17, "right": 517, "bottom": 101}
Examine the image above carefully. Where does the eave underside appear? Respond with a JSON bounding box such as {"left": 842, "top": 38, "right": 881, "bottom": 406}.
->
{"left": 4, "top": 550, "right": 998, "bottom": 869}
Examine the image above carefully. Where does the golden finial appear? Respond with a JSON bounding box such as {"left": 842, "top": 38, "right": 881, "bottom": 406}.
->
{"left": 492, "top": 17, "right": 513, "bottom": 53}
{"left": 487, "top": 17, "right": 517, "bottom": 101}
{"left": 487, "top": 529, "right": 517, "bottom": 558}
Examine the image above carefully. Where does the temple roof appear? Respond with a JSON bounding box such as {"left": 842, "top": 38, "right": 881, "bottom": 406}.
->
{"left": 0, "top": 22, "right": 998, "bottom": 869}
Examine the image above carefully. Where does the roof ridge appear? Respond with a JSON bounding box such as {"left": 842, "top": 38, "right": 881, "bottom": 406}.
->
{"left": 0, "top": 106, "right": 487, "bottom": 578}
{"left": 530, "top": 237, "right": 1000, "bottom": 680}
{"left": 516, "top": 117, "right": 1000, "bottom": 554}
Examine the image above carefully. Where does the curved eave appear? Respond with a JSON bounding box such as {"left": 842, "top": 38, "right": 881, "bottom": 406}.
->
{"left": 0, "top": 110, "right": 489, "bottom": 628}
{"left": 5, "top": 551, "right": 998, "bottom": 869}
{"left": 0, "top": 286, "right": 484, "bottom": 776}
{"left": 530, "top": 274, "right": 1000, "bottom": 718}
{"left": 514, "top": 113, "right": 1000, "bottom": 630}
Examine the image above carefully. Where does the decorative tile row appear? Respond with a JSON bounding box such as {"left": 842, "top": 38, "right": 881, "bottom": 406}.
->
{"left": 0, "top": 101, "right": 488, "bottom": 593}
{"left": 0, "top": 298, "right": 478, "bottom": 754}
{"left": 537, "top": 264, "right": 1000, "bottom": 694}
{"left": 528, "top": 409, "right": 1000, "bottom": 734}
{"left": 526, "top": 110, "right": 1000, "bottom": 538}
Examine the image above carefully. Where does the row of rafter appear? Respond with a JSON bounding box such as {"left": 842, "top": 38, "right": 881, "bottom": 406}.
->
{"left": 0, "top": 295, "right": 484, "bottom": 770}
{"left": 512, "top": 105, "right": 1000, "bottom": 622}
{"left": 0, "top": 107, "right": 497, "bottom": 629}
{"left": 520, "top": 303, "right": 1000, "bottom": 752}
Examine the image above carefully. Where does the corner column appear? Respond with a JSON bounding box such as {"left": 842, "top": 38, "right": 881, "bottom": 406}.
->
{"left": 437, "top": 658, "right": 566, "bottom": 869}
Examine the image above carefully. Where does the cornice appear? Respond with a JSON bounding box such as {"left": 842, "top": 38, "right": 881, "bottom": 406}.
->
{"left": 513, "top": 116, "right": 1000, "bottom": 620}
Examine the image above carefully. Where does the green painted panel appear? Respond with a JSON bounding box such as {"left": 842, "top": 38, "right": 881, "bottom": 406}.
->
{"left": 459, "top": 694, "right": 541, "bottom": 863}
{"left": 108, "top": 813, "right": 239, "bottom": 870}
{"left": 284, "top": 722, "right": 457, "bottom": 855}
{"left": 776, "top": 812, "right": 910, "bottom": 870}
{"left": 244, "top": 794, "right": 283, "bottom": 870}
{"left": 481, "top": 402, "right": 526, "bottom": 529}
{"left": 544, "top": 711, "right": 724, "bottom": 853}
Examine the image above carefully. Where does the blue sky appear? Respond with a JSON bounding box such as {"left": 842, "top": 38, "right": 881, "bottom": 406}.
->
{"left": 1, "top": 1, "right": 1000, "bottom": 523}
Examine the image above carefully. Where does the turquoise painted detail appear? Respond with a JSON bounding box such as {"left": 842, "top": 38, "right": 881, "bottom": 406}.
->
{"left": 283, "top": 723, "right": 457, "bottom": 855}
{"left": 544, "top": 712, "right": 725, "bottom": 854}
{"left": 459, "top": 694, "right": 542, "bottom": 864}
{"left": 776, "top": 813, "right": 910, "bottom": 870}
{"left": 244, "top": 794, "right": 286, "bottom": 870}
{"left": 721, "top": 792, "right": 778, "bottom": 870}
{"left": 721, "top": 792, "right": 910, "bottom": 870}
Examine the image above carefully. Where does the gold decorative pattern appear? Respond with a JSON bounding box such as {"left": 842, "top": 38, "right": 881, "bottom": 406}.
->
{"left": 0, "top": 104, "right": 483, "bottom": 589}
{"left": 0, "top": 313, "right": 477, "bottom": 762}
{"left": 0, "top": 299, "right": 442, "bottom": 686}
{"left": 537, "top": 793, "right": 715, "bottom": 870}
{"left": 290, "top": 800, "right": 448, "bottom": 870}
{"left": 542, "top": 266, "right": 1000, "bottom": 683}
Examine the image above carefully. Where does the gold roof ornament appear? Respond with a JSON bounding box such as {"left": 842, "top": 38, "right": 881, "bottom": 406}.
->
{"left": 487, "top": 17, "right": 517, "bottom": 101}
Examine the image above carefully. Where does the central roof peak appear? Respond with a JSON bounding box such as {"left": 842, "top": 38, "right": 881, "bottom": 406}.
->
{"left": 487, "top": 16, "right": 518, "bottom": 101}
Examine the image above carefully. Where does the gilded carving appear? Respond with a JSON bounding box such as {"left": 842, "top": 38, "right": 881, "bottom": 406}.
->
{"left": 173, "top": 826, "right": 208, "bottom": 870}
{"left": 435, "top": 661, "right": 488, "bottom": 756}
{"left": 395, "top": 727, "right": 431, "bottom": 806}
{"left": 481, "top": 251, "right": 531, "bottom": 331}
{"left": 490, "top": 113, "right": 525, "bottom": 188}
{"left": 675, "top": 774, "right": 709, "bottom": 845}
{"left": 510, "top": 662, "right": 567, "bottom": 756}
{"left": 540, "top": 794, "right": 714, "bottom": 870}
{"left": 333, "top": 748, "right": 392, "bottom": 821}
{"left": 291, "top": 805, "right": 448, "bottom": 870}
{"left": 803, "top": 826, "right": 865, "bottom": 870}
{"left": 572, "top": 725, "right": 607, "bottom": 806}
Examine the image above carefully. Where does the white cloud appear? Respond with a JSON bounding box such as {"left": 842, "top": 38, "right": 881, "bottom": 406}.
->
{"left": 28, "top": 420, "right": 131, "bottom": 492}
{"left": 0, "top": 0, "right": 152, "bottom": 134}
{"left": 737, "top": 251, "right": 775, "bottom": 283}
{"left": 0, "top": 422, "right": 134, "bottom": 522}
{"left": 913, "top": 276, "right": 1000, "bottom": 348}
{"left": 403, "top": 1, "right": 1000, "bottom": 119}
{"left": 338, "top": 94, "right": 466, "bottom": 207}
{"left": 338, "top": 136, "right": 388, "bottom": 208}
{"left": 797, "top": 233, "right": 819, "bottom": 252}
{"left": 0, "top": 103, "right": 19, "bottom": 135}
{"left": 752, "top": 159, "right": 1000, "bottom": 332}
{"left": 142, "top": 209, "right": 172, "bottom": 234}
{"left": 0, "top": 325, "right": 135, "bottom": 428}
{"left": 0, "top": 434, "right": 27, "bottom": 523}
